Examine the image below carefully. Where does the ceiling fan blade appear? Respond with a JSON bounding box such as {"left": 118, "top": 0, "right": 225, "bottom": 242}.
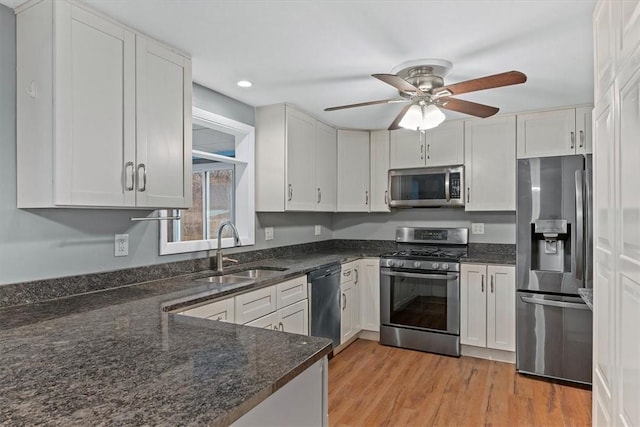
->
{"left": 324, "top": 98, "right": 407, "bottom": 112}
{"left": 433, "top": 71, "right": 527, "bottom": 96}
{"left": 372, "top": 74, "right": 423, "bottom": 95}
{"left": 388, "top": 104, "right": 412, "bottom": 131}
{"left": 439, "top": 98, "right": 499, "bottom": 118}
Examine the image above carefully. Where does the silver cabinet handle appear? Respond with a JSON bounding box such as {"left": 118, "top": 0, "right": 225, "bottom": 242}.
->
{"left": 384, "top": 190, "right": 388, "bottom": 205}
{"left": 279, "top": 322, "right": 284, "bottom": 331}
{"left": 317, "top": 188, "right": 321, "bottom": 203}
{"left": 520, "top": 296, "right": 589, "bottom": 310}
{"left": 579, "top": 130, "right": 584, "bottom": 148}
{"left": 355, "top": 268, "right": 359, "bottom": 284}
{"left": 490, "top": 275, "right": 494, "bottom": 293}
{"left": 467, "top": 187, "right": 470, "bottom": 204}
{"left": 342, "top": 293, "right": 346, "bottom": 310}
{"left": 481, "top": 275, "right": 484, "bottom": 292}
{"left": 365, "top": 190, "right": 369, "bottom": 205}
{"left": 420, "top": 144, "right": 424, "bottom": 160}
{"left": 570, "top": 131, "right": 575, "bottom": 149}
{"left": 273, "top": 325, "right": 278, "bottom": 331}
{"left": 137, "top": 163, "right": 147, "bottom": 192}
{"left": 217, "top": 316, "right": 223, "bottom": 321}
{"left": 288, "top": 184, "right": 293, "bottom": 201}
{"left": 343, "top": 270, "right": 351, "bottom": 277}
{"left": 427, "top": 144, "right": 430, "bottom": 159}
{"left": 124, "top": 161, "right": 135, "bottom": 191}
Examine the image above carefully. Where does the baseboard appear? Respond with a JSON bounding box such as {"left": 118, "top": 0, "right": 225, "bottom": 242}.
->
{"left": 461, "top": 345, "right": 516, "bottom": 364}
{"left": 357, "top": 330, "right": 380, "bottom": 341}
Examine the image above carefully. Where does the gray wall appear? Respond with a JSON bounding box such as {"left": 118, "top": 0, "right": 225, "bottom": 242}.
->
{"left": 333, "top": 210, "right": 516, "bottom": 244}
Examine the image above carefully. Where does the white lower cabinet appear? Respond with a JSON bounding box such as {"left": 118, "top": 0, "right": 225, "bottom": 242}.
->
{"left": 460, "top": 264, "right": 516, "bottom": 355}
{"left": 179, "top": 297, "right": 235, "bottom": 322}
{"left": 340, "top": 261, "right": 361, "bottom": 344}
{"left": 359, "top": 258, "right": 380, "bottom": 332}
{"left": 177, "top": 275, "right": 309, "bottom": 336}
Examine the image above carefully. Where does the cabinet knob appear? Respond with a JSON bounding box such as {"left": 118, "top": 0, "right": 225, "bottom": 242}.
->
{"left": 579, "top": 130, "right": 584, "bottom": 148}
{"left": 570, "top": 131, "right": 575, "bottom": 149}
{"left": 365, "top": 190, "right": 369, "bottom": 205}
{"left": 317, "top": 188, "right": 322, "bottom": 203}
{"left": 288, "top": 184, "right": 293, "bottom": 201}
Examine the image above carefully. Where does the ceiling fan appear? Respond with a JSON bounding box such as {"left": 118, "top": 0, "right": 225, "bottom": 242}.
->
{"left": 324, "top": 59, "right": 527, "bottom": 131}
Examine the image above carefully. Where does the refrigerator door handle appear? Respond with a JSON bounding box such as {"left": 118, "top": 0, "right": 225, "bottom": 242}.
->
{"left": 575, "top": 170, "right": 584, "bottom": 282}
{"left": 585, "top": 168, "right": 593, "bottom": 287}
{"left": 520, "top": 295, "right": 590, "bottom": 310}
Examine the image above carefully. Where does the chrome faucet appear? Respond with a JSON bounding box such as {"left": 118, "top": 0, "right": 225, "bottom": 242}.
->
{"left": 216, "top": 220, "right": 241, "bottom": 272}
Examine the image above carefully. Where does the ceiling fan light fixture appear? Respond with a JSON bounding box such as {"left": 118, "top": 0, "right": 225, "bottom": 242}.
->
{"left": 398, "top": 104, "right": 445, "bottom": 131}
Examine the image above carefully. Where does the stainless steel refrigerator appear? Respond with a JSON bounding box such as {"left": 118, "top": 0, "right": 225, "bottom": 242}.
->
{"left": 516, "top": 155, "right": 593, "bottom": 385}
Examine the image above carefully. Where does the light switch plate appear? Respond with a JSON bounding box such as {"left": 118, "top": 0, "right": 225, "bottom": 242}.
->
{"left": 115, "top": 234, "right": 129, "bottom": 256}
{"left": 265, "top": 227, "right": 274, "bottom": 241}
{"left": 471, "top": 223, "right": 485, "bottom": 234}
{"left": 314, "top": 225, "right": 321, "bottom": 236}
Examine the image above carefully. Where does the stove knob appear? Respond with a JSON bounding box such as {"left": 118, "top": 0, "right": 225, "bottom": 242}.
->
{"left": 441, "top": 263, "right": 449, "bottom": 270}
{"left": 413, "top": 261, "right": 422, "bottom": 269}
{"left": 387, "top": 260, "right": 396, "bottom": 267}
{"left": 397, "top": 260, "right": 405, "bottom": 267}
{"left": 432, "top": 262, "right": 439, "bottom": 270}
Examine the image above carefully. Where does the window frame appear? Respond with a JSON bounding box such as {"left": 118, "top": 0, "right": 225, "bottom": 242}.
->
{"left": 159, "top": 107, "right": 255, "bottom": 255}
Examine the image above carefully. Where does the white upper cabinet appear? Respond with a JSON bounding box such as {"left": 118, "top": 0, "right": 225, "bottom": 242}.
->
{"left": 389, "top": 121, "right": 464, "bottom": 169}
{"left": 255, "top": 104, "right": 337, "bottom": 212}
{"left": 337, "top": 130, "right": 370, "bottom": 212}
{"left": 594, "top": 0, "right": 615, "bottom": 101}
{"left": 464, "top": 115, "right": 516, "bottom": 211}
{"left": 516, "top": 107, "right": 592, "bottom": 158}
{"left": 285, "top": 108, "right": 317, "bottom": 211}
{"left": 369, "top": 130, "right": 390, "bottom": 212}
{"left": 314, "top": 122, "right": 338, "bottom": 211}
{"left": 16, "top": 0, "right": 192, "bottom": 209}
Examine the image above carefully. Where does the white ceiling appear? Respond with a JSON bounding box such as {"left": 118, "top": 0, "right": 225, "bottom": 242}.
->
{"left": 4, "top": 0, "right": 596, "bottom": 130}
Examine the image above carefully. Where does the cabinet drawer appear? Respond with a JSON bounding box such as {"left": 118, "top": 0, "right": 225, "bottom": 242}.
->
{"left": 341, "top": 263, "right": 356, "bottom": 285}
{"left": 276, "top": 275, "right": 308, "bottom": 309}
{"left": 178, "top": 298, "right": 235, "bottom": 322}
{"left": 235, "top": 286, "right": 278, "bottom": 324}
{"left": 245, "top": 312, "right": 278, "bottom": 330}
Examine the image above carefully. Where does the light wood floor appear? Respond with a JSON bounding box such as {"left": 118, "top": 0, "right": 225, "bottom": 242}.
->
{"left": 328, "top": 339, "right": 591, "bottom": 427}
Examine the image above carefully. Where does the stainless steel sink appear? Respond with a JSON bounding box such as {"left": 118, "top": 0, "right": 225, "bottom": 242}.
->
{"left": 195, "top": 275, "right": 253, "bottom": 286}
{"left": 227, "top": 268, "right": 288, "bottom": 279}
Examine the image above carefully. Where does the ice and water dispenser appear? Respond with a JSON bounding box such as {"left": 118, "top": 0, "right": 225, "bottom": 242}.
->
{"left": 530, "top": 219, "right": 572, "bottom": 273}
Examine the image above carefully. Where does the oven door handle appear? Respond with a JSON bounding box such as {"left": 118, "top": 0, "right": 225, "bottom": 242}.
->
{"left": 381, "top": 270, "right": 459, "bottom": 281}
{"left": 520, "top": 296, "right": 589, "bottom": 310}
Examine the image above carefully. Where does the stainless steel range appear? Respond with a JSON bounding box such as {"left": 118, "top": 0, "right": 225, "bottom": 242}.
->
{"left": 380, "top": 227, "right": 468, "bottom": 357}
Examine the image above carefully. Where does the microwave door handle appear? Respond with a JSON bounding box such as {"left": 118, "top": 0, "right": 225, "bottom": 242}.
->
{"left": 445, "top": 171, "right": 451, "bottom": 202}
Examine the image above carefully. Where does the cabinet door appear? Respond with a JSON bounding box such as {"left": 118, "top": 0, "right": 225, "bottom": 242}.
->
{"left": 314, "top": 122, "right": 337, "bottom": 211}
{"left": 486, "top": 265, "right": 516, "bottom": 352}
{"left": 360, "top": 258, "right": 380, "bottom": 332}
{"left": 424, "top": 120, "right": 464, "bottom": 167}
{"left": 576, "top": 106, "right": 593, "bottom": 155}
{"left": 460, "top": 264, "right": 487, "bottom": 347}
{"left": 286, "top": 108, "right": 316, "bottom": 210}
{"left": 53, "top": 3, "right": 136, "bottom": 207}
{"left": 235, "top": 286, "right": 277, "bottom": 324}
{"left": 464, "top": 115, "right": 516, "bottom": 211}
{"left": 593, "top": 87, "right": 615, "bottom": 420}
{"left": 370, "top": 130, "right": 391, "bottom": 212}
{"left": 389, "top": 129, "right": 424, "bottom": 168}
{"left": 278, "top": 299, "right": 309, "bottom": 336}
{"left": 516, "top": 109, "right": 576, "bottom": 158}
{"left": 136, "top": 35, "right": 192, "bottom": 208}
{"left": 337, "top": 130, "right": 370, "bottom": 212}
{"left": 617, "top": 0, "right": 640, "bottom": 69}
{"left": 245, "top": 312, "right": 278, "bottom": 330}
{"left": 594, "top": 0, "right": 615, "bottom": 101}
{"left": 276, "top": 275, "right": 308, "bottom": 309}
{"left": 340, "top": 282, "right": 355, "bottom": 344}
{"left": 179, "top": 298, "right": 235, "bottom": 322}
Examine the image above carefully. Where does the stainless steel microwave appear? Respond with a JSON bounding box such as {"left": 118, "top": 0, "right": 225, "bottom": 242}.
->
{"left": 388, "top": 166, "right": 465, "bottom": 208}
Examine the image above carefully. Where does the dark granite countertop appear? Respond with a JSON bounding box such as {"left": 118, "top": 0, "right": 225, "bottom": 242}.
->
{"left": 0, "top": 251, "right": 377, "bottom": 426}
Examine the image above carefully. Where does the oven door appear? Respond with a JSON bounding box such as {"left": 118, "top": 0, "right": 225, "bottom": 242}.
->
{"left": 380, "top": 268, "right": 460, "bottom": 335}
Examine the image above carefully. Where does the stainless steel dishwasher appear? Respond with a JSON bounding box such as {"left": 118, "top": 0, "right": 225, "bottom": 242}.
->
{"left": 309, "top": 263, "right": 341, "bottom": 348}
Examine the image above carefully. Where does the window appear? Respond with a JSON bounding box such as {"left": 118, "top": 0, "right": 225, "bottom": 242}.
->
{"left": 159, "top": 107, "right": 255, "bottom": 255}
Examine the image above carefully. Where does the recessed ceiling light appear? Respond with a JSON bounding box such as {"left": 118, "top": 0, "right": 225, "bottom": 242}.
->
{"left": 237, "top": 80, "right": 253, "bottom": 88}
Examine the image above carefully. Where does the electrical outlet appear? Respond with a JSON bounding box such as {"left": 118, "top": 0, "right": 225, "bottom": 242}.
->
{"left": 265, "top": 227, "right": 274, "bottom": 241}
{"left": 471, "top": 223, "right": 485, "bottom": 235}
{"left": 314, "top": 225, "right": 321, "bottom": 236}
{"left": 115, "top": 234, "right": 129, "bottom": 256}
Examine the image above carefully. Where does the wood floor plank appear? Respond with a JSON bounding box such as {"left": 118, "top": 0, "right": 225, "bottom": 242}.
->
{"left": 328, "top": 339, "right": 591, "bottom": 427}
